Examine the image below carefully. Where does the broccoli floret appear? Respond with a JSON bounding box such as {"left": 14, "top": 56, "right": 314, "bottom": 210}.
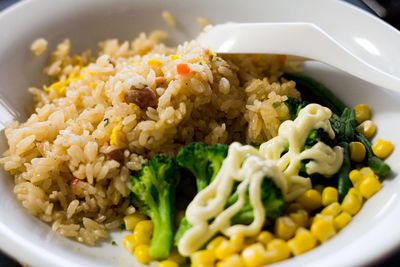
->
{"left": 284, "top": 97, "right": 308, "bottom": 120}
{"left": 130, "top": 155, "right": 181, "bottom": 260}
{"left": 175, "top": 143, "right": 228, "bottom": 244}
{"left": 227, "top": 178, "right": 284, "bottom": 225}
{"left": 176, "top": 142, "right": 228, "bottom": 192}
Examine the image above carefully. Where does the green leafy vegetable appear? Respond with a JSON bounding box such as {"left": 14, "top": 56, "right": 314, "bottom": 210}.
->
{"left": 337, "top": 142, "right": 352, "bottom": 201}
{"left": 329, "top": 108, "right": 357, "bottom": 143}
{"left": 284, "top": 97, "right": 308, "bottom": 120}
{"left": 283, "top": 73, "right": 346, "bottom": 115}
{"left": 130, "top": 155, "right": 181, "bottom": 259}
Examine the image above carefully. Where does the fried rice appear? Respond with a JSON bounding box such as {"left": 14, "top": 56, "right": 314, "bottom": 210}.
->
{"left": 0, "top": 31, "right": 300, "bottom": 245}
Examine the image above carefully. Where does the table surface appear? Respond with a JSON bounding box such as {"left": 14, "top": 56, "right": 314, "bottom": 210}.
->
{"left": 0, "top": 0, "right": 399, "bottom": 266}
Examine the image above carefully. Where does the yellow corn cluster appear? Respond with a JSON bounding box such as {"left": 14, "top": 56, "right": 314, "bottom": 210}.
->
{"left": 122, "top": 214, "right": 154, "bottom": 264}
{"left": 349, "top": 167, "right": 382, "bottom": 199}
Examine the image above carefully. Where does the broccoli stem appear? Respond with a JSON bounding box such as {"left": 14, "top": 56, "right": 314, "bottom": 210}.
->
{"left": 283, "top": 73, "right": 346, "bottom": 115}
{"left": 337, "top": 142, "right": 352, "bottom": 201}
{"left": 356, "top": 132, "right": 391, "bottom": 177}
{"left": 174, "top": 217, "right": 191, "bottom": 245}
{"left": 149, "top": 194, "right": 174, "bottom": 259}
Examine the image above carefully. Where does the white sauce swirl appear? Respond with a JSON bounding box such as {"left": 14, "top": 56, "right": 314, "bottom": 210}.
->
{"left": 178, "top": 104, "right": 343, "bottom": 256}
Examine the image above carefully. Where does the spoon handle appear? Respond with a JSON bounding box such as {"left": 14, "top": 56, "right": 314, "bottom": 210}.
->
{"left": 199, "top": 23, "right": 400, "bottom": 93}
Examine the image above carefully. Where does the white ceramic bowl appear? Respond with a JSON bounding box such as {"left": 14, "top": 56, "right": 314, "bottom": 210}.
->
{"left": 0, "top": 0, "right": 399, "bottom": 266}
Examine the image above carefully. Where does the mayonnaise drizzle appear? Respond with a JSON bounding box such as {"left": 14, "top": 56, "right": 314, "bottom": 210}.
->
{"left": 178, "top": 104, "right": 343, "bottom": 256}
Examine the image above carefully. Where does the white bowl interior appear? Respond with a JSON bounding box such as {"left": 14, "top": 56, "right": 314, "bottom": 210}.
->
{"left": 0, "top": 0, "right": 399, "bottom": 266}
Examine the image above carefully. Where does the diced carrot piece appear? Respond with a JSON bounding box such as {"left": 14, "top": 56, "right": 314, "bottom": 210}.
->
{"left": 177, "top": 63, "right": 190, "bottom": 74}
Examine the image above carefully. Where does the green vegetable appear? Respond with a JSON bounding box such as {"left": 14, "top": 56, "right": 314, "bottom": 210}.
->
{"left": 356, "top": 132, "right": 390, "bottom": 177}
{"left": 175, "top": 143, "right": 228, "bottom": 244}
{"left": 304, "top": 128, "right": 334, "bottom": 149}
{"left": 173, "top": 216, "right": 191, "bottom": 246}
{"left": 227, "top": 178, "right": 284, "bottom": 225}
{"left": 130, "top": 155, "right": 181, "bottom": 259}
{"left": 283, "top": 73, "right": 346, "bottom": 115}
{"left": 329, "top": 108, "right": 357, "bottom": 143}
{"left": 103, "top": 118, "right": 110, "bottom": 127}
{"left": 111, "top": 241, "right": 117, "bottom": 246}
{"left": 284, "top": 97, "right": 308, "bottom": 120}
{"left": 337, "top": 142, "right": 352, "bottom": 201}
{"left": 176, "top": 142, "right": 228, "bottom": 192}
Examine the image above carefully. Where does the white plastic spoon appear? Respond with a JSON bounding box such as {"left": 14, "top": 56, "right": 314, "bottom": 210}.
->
{"left": 198, "top": 22, "right": 400, "bottom": 93}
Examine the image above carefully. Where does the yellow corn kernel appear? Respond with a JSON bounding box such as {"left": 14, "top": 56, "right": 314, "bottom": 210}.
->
{"left": 266, "top": 239, "right": 291, "bottom": 263}
{"left": 359, "top": 175, "right": 382, "bottom": 199}
{"left": 348, "top": 188, "right": 363, "bottom": 203}
{"left": 287, "top": 228, "right": 317, "bottom": 256}
{"left": 310, "top": 216, "right": 336, "bottom": 242}
{"left": 241, "top": 243, "right": 268, "bottom": 267}
{"left": 349, "top": 169, "right": 364, "bottom": 188}
{"left": 275, "top": 216, "right": 297, "bottom": 240}
{"left": 296, "top": 189, "right": 322, "bottom": 211}
{"left": 216, "top": 254, "right": 243, "bottom": 267}
{"left": 333, "top": 211, "right": 352, "bottom": 230}
{"left": 215, "top": 240, "right": 236, "bottom": 260}
{"left": 322, "top": 187, "right": 338, "bottom": 206}
{"left": 134, "top": 244, "right": 152, "bottom": 264}
{"left": 159, "top": 260, "right": 178, "bottom": 267}
{"left": 170, "top": 55, "right": 180, "bottom": 61}
{"left": 256, "top": 231, "right": 274, "bottom": 246}
{"left": 167, "top": 248, "right": 186, "bottom": 264}
{"left": 341, "top": 190, "right": 362, "bottom": 215}
{"left": 190, "top": 250, "right": 215, "bottom": 265}
{"left": 230, "top": 233, "right": 245, "bottom": 251}
{"left": 147, "top": 59, "right": 163, "bottom": 67}
{"left": 349, "top": 141, "right": 366, "bottom": 162}
{"left": 356, "top": 120, "right": 376, "bottom": 139}
{"left": 207, "top": 236, "right": 227, "bottom": 251}
{"left": 123, "top": 213, "right": 146, "bottom": 230}
{"left": 360, "top": 167, "right": 373, "bottom": 176}
{"left": 289, "top": 209, "right": 309, "bottom": 228}
{"left": 133, "top": 220, "right": 153, "bottom": 246}
{"left": 354, "top": 104, "right": 371, "bottom": 123}
{"left": 372, "top": 139, "right": 394, "bottom": 159}
{"left": 122, "top": 234, "right": 136, "bottom": 253}
{"left": 321, "top": 202, "right": 342, "bottom": 216}
{"left": 91, "top": 82, "right": 98, "bottom": 89}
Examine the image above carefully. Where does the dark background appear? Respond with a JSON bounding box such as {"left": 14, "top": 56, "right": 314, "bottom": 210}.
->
{"left": 0, "top": 0, "right": 399, "bottom": 266}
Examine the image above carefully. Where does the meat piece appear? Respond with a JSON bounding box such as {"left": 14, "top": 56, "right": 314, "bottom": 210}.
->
{"left": 124, "top": 87, "right": 157, "bottom": 109}
{"left": 106, "top": 149, "right": 125, "bottom": 163}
